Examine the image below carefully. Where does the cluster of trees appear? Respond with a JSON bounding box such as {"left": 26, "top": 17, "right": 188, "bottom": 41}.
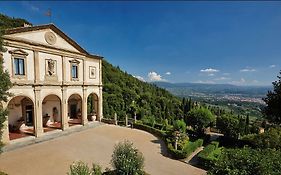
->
{"left": 102, "top": 60, "right": 183, "bottom": 123}
{"left": 206, "top": 72, "right": 281, "bottom": 175}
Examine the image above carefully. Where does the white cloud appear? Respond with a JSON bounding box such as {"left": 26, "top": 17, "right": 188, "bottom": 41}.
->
{"left": 165, "top": 72, "right": 171, "bottom": 75}
{"left": 200, "top": 68, "right": 220, "bottom": 73}
{"left": 269, "top": 65, "right": 276, "bottom": 68}
{"left": 223, "top": 73, "right": 230, "bottom": 76}
{"left": 148, "top": 71, "right": 166, "bottom": 82}
{"left": 207, "top": 73, "right": 215, "bottom": 77}
{"left": 240, "top": 68, "right": 256, "bottom": 72}
{"left": 214, "top": 77, "right": 231, "bottom": 81}
{"left": 252, "top": 80, "right": 259, "bottom": 83}
{"left": 133, "top": 75, "right": 145, "bottom": 82}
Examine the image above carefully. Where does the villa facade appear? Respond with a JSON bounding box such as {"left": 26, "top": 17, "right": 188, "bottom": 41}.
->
{"left": 0, "top": 24, "right": 103, "bottom": 144}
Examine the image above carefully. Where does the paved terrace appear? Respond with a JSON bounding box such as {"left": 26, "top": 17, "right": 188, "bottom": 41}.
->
{"left": 0, "top": 124, "right": 206, "bottom": 175}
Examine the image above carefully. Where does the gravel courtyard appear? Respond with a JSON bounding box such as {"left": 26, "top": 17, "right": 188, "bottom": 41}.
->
{"left": 0, "top": 124, "right": 206, "bottom": 175}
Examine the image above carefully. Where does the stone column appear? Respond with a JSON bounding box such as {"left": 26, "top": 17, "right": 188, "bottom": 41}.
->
{"left": 61, "top": 87, "right": 69, "bottom": 130}
{"left": 33, "top": 50, "right": 40, "bottom": 84}
{"left": 98, "top": 86, "right": 103, "bottom": 121}
{"left": 125, "top": 114, "right": 128, "bottom": 127}
{"left": 1, "top": 115, "right": 9, "bottom": 144}
{"left": 34, "top": 87, "right": 43, "bottom": 137}
{"left": 114, "top": 113, "right": 118, "bottom": 125}
{"left": 134, "top": 112, "right": 137, "bottom": 123}
{"left": 82, "top": 86, "right": 88, "bottom": 125}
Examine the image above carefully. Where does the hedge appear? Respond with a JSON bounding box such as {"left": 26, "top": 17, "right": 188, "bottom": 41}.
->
{"left": 133, "top": 122, "right": 166, "bottom": 139}
{"left": 167, "top": 139, "right": 204, "bottom": 159}
{"left": 101, "top": 118, "right": 116, "bottom": 125}
{"left": 198, "top": 141, "right": 222, "bottom": 169}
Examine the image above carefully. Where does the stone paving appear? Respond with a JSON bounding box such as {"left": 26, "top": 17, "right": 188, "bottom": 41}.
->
{"left": 0, "top": 124, "right": 206, "bottom": 175}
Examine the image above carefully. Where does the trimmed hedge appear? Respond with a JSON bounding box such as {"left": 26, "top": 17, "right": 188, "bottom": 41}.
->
{"left": 167, "top": 139, "right": 204, "bottom": 159}
{"left": 133, "top": 122, "right": 203, "bottom": 160}
{"left": 133, "top": 122, "right": 166, "bottom": 139}
{"left": 198, "top": 141, "right": 222, "bottom": 169}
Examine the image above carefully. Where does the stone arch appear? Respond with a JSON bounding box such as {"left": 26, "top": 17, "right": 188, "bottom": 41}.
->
{"left": 67, "top": 93, "right": 82, "bottom": 125}
{"left": 87, "top": 93, "right": 99, "bottom": 121}
{"left": 42, "top": 94, "right": 62, "bottom": 130}
{"left": 7, "top": 95, "right": 35, "bottom": 140}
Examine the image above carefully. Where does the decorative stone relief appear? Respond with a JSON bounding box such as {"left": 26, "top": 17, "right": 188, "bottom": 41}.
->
{"left": 45, "top": 59, "right": 57, "bottom": 81}
{"left": 47, "top": 59, "right": 56, "bottom": 76}
{"left": 89, "top": 66, "right": 96, "bottom": 79}
{"left": 45, "top": 31, "right": 57, "bottom": 45}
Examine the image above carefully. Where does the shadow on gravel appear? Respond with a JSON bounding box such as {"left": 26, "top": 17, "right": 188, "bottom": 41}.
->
{"left": 151, "top": 139, "right": 169, "bottom": 157}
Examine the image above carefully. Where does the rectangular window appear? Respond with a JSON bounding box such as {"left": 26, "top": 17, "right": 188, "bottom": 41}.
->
{"left": 14, "top": 58, "right": 25, "bottom": 75}
{"left": 71, "top": 64, "right": 78, "bottom": 78}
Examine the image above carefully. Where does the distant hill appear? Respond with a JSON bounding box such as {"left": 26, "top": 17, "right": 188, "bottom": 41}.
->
{"left": 153, "top": 82, "right": 272, "bottom": 97}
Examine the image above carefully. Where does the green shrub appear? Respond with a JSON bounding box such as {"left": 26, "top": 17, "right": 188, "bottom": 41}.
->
{"left": 0, "top": 172, "right": 7, "bottom": 175}
{"left": 111, "top": 140, "right": 144, "bottom": 175}
{"left": 241, "top": 127, "right": 281, "bottom": 149}
{"left": 208, "top": 148, "right": 281, "bottom": 175}
{"left": 198, "top": 142, "right": 222, "bottom": 169}
{"left": 173, "top": 119, "right": 186, "bottom": 133}
{"left": 183, "top": 139, "right": 204, "bottom": 156}
{"left": 167, "top": 139, "right": 203, "bottom": 159}
{"left": 142, "top": 116, "right": 155, "bottom": 128}
{"left": 68, "top": 161, "right": 102, "bottom": 175}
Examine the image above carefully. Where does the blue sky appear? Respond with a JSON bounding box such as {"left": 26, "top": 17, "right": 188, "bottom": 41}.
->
{"left": 1, "top": 1, "right": 281, "bottom": 86}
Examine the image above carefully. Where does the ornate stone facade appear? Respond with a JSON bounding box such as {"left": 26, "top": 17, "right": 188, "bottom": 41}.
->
{"left": 1, "top": 24, "right": 103, "bottom": 144}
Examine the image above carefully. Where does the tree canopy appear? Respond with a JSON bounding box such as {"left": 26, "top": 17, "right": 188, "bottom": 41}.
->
{"left": 186, "top": 107, "right": 215, "bottom": 134}
{"left": 263, "top": 70, "right": 281, "bottom": 124}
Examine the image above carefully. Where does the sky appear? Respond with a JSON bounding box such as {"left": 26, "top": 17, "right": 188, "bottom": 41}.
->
{"left": 1, "top": 1, "right": 281, "bottom": 86}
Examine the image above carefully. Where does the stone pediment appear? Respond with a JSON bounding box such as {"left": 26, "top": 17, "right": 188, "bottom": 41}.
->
{"left": 4, "top": 24, "right": 88, "bottom": 54}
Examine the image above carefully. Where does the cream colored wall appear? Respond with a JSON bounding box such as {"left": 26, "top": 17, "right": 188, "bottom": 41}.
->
{"left": 9, "top": 29, "right": 80, "bottom": 53}
{"left": 86, "top": 86, "right": 100, "bottom": 98}
{"left": 7, "top": 101, "right": 23, "bottom": 124}
{"left": 38, "top": 52, "right": 63, "bottom": 82}
{"left": 8, "top": 87, "right": 35, "bottom": 103}
{"left": 2, "top": 46, "right": 35, "bottom": 81}
{"left": 64, "top": 56, "right": 84, "bottom": 83}
{"left": 84, "top": 58, "right": 100, "bottom": 85}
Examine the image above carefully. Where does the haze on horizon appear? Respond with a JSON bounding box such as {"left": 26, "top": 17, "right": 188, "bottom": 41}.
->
{"left": 1, "top": 1, "right": 281, "bottom": 86}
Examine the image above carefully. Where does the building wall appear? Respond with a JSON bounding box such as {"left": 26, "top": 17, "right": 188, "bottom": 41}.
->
{"left": 1, "top": 26, "right": 103, "bottom": 144}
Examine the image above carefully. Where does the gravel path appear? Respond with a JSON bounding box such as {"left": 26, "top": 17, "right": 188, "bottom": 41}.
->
{"left": 0, "top": 124, "right": 206, "bottom": 175}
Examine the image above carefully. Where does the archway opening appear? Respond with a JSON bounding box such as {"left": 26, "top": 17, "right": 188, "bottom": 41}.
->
{"left": 87, "top": 93, "right": 99, "bottom": 122}
{"left": 7, "top": 96, "right": 34, "bottom": 140}
{"left": 68, "top": 94, "right": 82, "bottom": 126}
{"left": 42, "top": 94, "right": 62, "bottom": 132}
